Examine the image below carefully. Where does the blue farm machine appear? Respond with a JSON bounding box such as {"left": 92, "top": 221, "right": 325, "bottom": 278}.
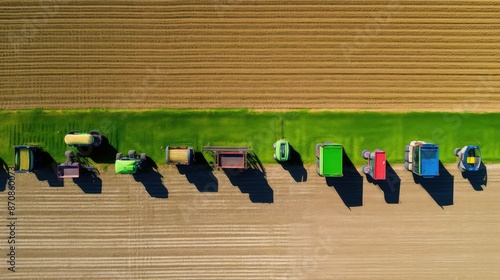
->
{"left": 454, "top": 145, "right": 482, "bottom": 172}
{"left": 404, "top": 141, "right": 439, "bottom": 178}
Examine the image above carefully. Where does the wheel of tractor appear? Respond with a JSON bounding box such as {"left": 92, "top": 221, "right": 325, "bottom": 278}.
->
{"left": 116, "top": 153, "right": 122, "bottom": 160}
{"left": 140, "top": 153, "right": 147, "bottom": 161}
{"left": 362, "top": 165, "right": 371, "bottom": 174}
{"left": 405, "top": 162, "right": 413, "bottom": 171}
{"left": 65, "top": 150, "right": 75, "bottom": 158}
{"left": 68, "top": 130, "right": 79, "bottom": 135}
{"left": 362, "top": 149, "right": 370, "bottom": 159}
{"left": 454, "top": 148, "right": 461, "bottom": 157}
{"left": 89, "top": 130, "right": 102, "bottom": 147}
{"left": 405, "top": 145, "right": 410, "bottom": 152}
{"left": 128, "top": 150, "right": 136, "bottom": 157}
{"left": 315, "top": 143, "right": 321, "bottom": 158}
{"left": 77, "top": 146, "right": 92, "bottom": 156}
{"left": 65, "top": 150, "right": 75, "bottom": 162}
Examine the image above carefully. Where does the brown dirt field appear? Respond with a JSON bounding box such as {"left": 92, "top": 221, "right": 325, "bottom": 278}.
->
{"left": 1, "top": 1, "right": 500, "bottom": 279}
{"left": 1, "top": 1, "right": 499, "bottom": 111}
{"left": 1, "top": 163, "right": 498, "bottom": 279}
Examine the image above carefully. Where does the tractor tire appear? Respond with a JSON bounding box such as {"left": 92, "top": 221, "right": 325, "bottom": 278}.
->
{"left": 116, "top": 153, "right": 122, "bottom": 160}
{"left": 405, "top": 145, "right": 410, "bottom": 152}
{"left": 362, "top": 165, "right": 371, "bottom": 174}
{"left": 89, "top": 130, "right": 102, "bottom": 147}
{"left": 140, "top": 153, "right": 147, "bottom": 161}
{"left": 405, "top": 162, "right": 413, "bottom": 171}
{"left": 77, "top": 146, "right": 92, "bottom": 157}
{"left": 65, "top": 150, "right": 75, "bottom": 163}
{"left": 65, "top": 150, "right": 75, "bottom": 158}
{"left": 454, "top": 148, "right": 461, "bottom": 157}
{"left": 68, "top": 130, "right": 79, "bottom": 135}
{"left": 128, "top": 150, "right": 136, "bottom": 158}
{"left": 362, "top": 149, "right": 370, "bottom": 159}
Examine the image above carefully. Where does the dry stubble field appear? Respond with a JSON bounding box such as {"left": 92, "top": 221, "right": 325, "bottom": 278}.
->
{"left": 0, "top": 0, "right": 499, "bottom": 111}
{"left": 1, "top": 1, "right": 500, "bottom": 279}
{"left": 4, "top": 164, "right": 500, "bottom": 279}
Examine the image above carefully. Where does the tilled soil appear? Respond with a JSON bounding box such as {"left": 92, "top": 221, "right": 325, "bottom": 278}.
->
{"left": 1, "top": 1, "right": 499, "bottom": 111}
{"left": 2, "top": 163, "right": 498, "bottom": 279}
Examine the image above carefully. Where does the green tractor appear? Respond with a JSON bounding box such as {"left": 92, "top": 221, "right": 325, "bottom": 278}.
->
{"left": 115, "top": 150, "right": 147, "bottom": 174}
{"left": 273, "top": 139, "right": 290, "bottom": 162}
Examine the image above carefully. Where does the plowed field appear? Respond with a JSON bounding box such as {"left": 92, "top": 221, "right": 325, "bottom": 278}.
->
{"left": 1, "top": 1, "right": 500, "bottom": 279}
{"left": 2, "top": 164, "right": 499, "bottom": 279}
{"left": 1, "top": 1, "right": 499, "bottom": 111}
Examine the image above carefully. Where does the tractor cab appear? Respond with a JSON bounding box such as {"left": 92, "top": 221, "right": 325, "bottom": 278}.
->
{"left": 454, "top": 145, "right": 481, "bottom": 172}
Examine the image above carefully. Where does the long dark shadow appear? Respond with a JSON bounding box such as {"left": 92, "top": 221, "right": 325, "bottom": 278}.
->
{"left": 177, "top": 152, "right": 218, "bottom": 192}
{"left": 35, "top": 151, "right": 64, "bottom": 187}
{"left": 224, "top": 168, "right": 274, "bottom": 203}
{"left": 365, "top": 161, "right": 400, "bottom": 204}
{"left": 462, "top": 162, "right": 487, "bottom": 191}
{"left": 326, "top": 150, "right": 363, "bottom": 208}
{"left": 247, "top": 151, "right": 266, "bottom": 173}
{"left": 0, "top": 158, "right": 8, "bottom": 192}
{"left": 413, "top": 161, "right": 454, "bottom": 207}
{"left": 88, "top": 136, "right": 118, "bottom": 164}
{"left": 133, "top": 157, "right": 168, "bottom": 198}
{"left": 278, "top": 144, "right": 307, "bottom": 183}
{"left": 73, "top": 169, "right": 102, "bottom": 194}
{"left": 224, "top": 153, "right": 273, "bottom": 203}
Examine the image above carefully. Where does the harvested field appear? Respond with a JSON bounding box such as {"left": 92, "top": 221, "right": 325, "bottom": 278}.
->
{"left": 1, "top": 163, "right": 499, "bottom": 279}
{"left": 1, "top": 1, "right": 500, "bottom": 111}
{"left": 1, "top": 1, "right": 500, "bottom": 279}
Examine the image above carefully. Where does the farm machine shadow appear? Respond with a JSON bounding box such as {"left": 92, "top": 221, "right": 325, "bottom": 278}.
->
{"left": 71, "top": 156, "right": 102, "bottom": 194}
{"left": 176, "top": 152, "right": 218, "bottom": 192}
{"left": 365, "top": 161, "right": 401, "bottom": 204}
{"left": 35, "top": 151, "right": 64, "bottom": 187}
{"left": 326, "top": 150, "right": 363, "bottom": 209}
{"left": 413, "top": 162, "right": 454, "bottom": 207}
{"left": 88, "top": 136, "right": 118, "bottom": 164}
{"left": 55, "top": 150, "right": 102, "bottom": 193}
{"left": 133, "top": 157, "right": 168, "bottom": 199}
{"left": 224, "top": 166, "right": 274, "bottom": 203}
{"left": 204, "top": 148, "right": 272, "bottom": 203}
{"left": 462, "top": 162, "right": 487, "bottom": 191}
{"left": 278, "top": 144, "right": 307, "bottom": 183}
{"left": 0, "top": 158, "right": 8, "bottom": 192}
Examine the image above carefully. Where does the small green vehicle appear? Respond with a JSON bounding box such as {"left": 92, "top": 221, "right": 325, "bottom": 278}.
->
{"left": 115, "top": 150, "right": 147, "bottom": 174}
{"left": 273, "top": 139, "right": 290, "bottom": 162}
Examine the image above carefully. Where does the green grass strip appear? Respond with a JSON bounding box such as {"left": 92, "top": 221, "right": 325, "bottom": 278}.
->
{"left": 0, "top": 109, "right": 499, "bottom": 165}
